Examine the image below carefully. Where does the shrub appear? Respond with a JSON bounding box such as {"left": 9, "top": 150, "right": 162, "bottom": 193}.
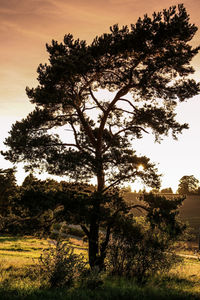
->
{"left": 106, "top": 218, "right": 180, "bottom": 283}
{"left": 37, "top": 239, "right": 86, "bottom": 288}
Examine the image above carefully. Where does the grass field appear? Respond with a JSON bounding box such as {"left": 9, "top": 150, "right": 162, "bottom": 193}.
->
{"left": 2, "top": 192, "right": 199, "bottom": 299}
{"left": 0, "top": 235, "right": 200, "bottom": 300}
{"left": 0, "top": 235, "right": 87, "bottom": 264}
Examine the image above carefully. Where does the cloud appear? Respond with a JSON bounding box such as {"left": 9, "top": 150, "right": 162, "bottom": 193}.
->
{"left": 0, "top": 0, "right": 56, "bottom": 15}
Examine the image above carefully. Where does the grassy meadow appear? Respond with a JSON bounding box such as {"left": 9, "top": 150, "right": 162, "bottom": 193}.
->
{"left": 0, "top": 235, "right": 200, "bottom": 300}
{"left": 1, "top": 193, "right": 200, "bottom": 299}
{"left": 0, "top": 194, "right": 199, "bottom": 299}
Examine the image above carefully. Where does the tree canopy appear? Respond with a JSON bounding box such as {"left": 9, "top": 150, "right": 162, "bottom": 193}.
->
{"left": 3, "top": 5, "right": 199, "bottom": 187}
{"left": 2, "top": 4, "right": 199, "bottom": 268}
{"left": 177, "top": 175, "right": 199, "bottom": 195}
{"left": 0, "top": 168, "right": 17, "bottom": 217}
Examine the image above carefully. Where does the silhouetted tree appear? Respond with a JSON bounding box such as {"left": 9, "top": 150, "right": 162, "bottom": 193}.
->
{"left": 9, "top": 174, "right": 63, "bottom": 234}
{"left": 0, "top": 168, "right": 17, "bottom": 216}
{"left": 177, "top": 175, "right": 199, "bottom": 195}
{"left": 2, "top": 5, "right": 200, "bottom": 268}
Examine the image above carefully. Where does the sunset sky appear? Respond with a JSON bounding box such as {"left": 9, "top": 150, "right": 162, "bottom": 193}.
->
{"left": 0, "top": 0, "right": 200, "bottom": 191}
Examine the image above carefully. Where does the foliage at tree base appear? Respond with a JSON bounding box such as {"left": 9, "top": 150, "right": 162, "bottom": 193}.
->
{"left": 36, "top": 239, "right": 86, "bottom": 288}
{"left": 0, "top": 275, "right": 199, "bottom": 300}
{"left": 106, "top": 216, "right": 182, "bottom": 283}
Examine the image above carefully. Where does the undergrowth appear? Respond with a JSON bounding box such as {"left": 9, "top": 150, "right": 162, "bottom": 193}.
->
{"left": 0, "top": 236, "right": 200, "bottom": 299}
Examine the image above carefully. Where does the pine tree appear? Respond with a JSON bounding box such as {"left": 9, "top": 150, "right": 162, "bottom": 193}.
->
{"left": 2, "top": 5, "right": 199, "bottom": 268}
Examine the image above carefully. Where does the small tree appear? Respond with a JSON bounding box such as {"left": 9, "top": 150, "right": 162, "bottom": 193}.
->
{"left": 177, "top": 175, "right": 199, "bottom": 195}
{"left": 106, "top": 213, "right": 182, "bottom": 283}
{"left": 38, "top": 239, "right": 86, "bottom": 288}
{"left": 2, "top": 5, "right": 200, "bottom": 269}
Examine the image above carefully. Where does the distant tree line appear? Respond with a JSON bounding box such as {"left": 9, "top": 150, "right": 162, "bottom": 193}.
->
{"left": 149, "top": 176, "right": 200, "bottom": 196}
{"left": 1, "top": 169, "right": 199, "bottom": 235}
{"left": 0, "top": 167, "right": 186, "bottom": 283}
{"left": 148, "top": 175, "right": 200, "bottom": 195}
{"left": 0, "top": 169, "right": 187, "bottom": 234}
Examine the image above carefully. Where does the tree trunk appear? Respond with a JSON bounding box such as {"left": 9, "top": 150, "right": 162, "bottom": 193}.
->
{"left": 88, "top": 214, "right": 99, "bottom": 268}
{"left": 88, "top": 170, "right": 104, "bottom": 269}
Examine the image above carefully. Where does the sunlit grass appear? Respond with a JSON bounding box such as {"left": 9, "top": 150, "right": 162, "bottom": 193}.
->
{"left": 0, "top": 235, "right": 200, "bottom": 299}
{"left": 0, "top": 236, "right": 50, "bottom": 262}
{"left": 0, "top": 235, "right": 87, "bottom": 269}
{"left": 161, "top": 259, "right": 200, "bottom": 295}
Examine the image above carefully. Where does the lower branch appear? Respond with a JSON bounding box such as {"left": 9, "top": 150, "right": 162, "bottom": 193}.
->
{"left": 81, "top": 224, "right": 90, "bottom": 238}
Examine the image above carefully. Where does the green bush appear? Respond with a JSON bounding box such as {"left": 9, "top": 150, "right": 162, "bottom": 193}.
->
{"left": 37, "top": 239, "right": 86, "bottom": 288}
{"left": 106, "top": 218, "right": 180, "bottom": 283}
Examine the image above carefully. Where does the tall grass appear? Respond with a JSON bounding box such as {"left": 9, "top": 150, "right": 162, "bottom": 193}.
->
{"left": 0, "top": 235, "right": 200, "bottom": 300}
{"left": 0, "top": 276, "right": 199, "bottom": 300}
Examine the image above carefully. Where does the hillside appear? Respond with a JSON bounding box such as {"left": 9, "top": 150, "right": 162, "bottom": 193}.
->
{"left": 179, "top": 195, "right": 200, "bottom": 234}
{"left": 124, "top": 192, "right": 200, "bottom": 234}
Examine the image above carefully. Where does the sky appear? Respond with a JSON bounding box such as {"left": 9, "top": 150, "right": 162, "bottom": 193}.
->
{"left": 0, "top": 0, "right": 200, "bottom": 191}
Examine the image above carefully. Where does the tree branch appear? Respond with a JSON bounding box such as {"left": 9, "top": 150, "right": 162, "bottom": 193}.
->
{"left": 118, "top": 98, "right": 139, "bottom": 111}
{"left": 89, "top": 88, "right": 105, "bottom": 112}
{"left": 75, "top": 105, "right": 97, "bottom": 148}
{"left": 113, "top": 107, "right": 136, "bottom": 115}
{"left": 81, "top": 224, "right": 90, "bottom": 238}
{"left": 102, "top": 125, "right": 149, "bottom": 153}
{"left": 70, "top": 121, "right": 82, "bottom": 149}
{"left": 97, "top": 85, "right": 132, "bottom": 153}
{"left": 82, "top": 105, "right": 100, "bottom": 112}
{"left": 108, "top": 124, "right": 114, "bottom": 136}
{"left": 103, "top": 173, "right": 136, "bottom": 193}
{"left": 69, "top": 121, "right": 96, "bottom": 154}
{"left": 113, "top": 126, "right": 149, "bottom": 137}
{"left": 61, "top": 143, "right": 80, "bottom": 148}
{"left": 103, "top": 69, "right": 123, "bottom": 81}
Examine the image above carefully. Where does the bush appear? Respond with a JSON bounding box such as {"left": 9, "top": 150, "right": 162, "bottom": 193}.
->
{"left": 106, "top": 218, "right": 180, "bottom": 283}
{"left": 37, "top": 239, "right": 86, "bottom": 288}
{"left": 178, "top": 224, "right": 196, "bottom": 242}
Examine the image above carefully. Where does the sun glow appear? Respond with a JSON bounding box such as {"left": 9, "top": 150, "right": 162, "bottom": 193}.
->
{"left": 137, "top": 164, "right": 144, "bottom": 172}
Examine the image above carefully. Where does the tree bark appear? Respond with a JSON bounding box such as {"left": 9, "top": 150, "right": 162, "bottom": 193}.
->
{"left": 88, "top": 169, "right": 105, "bottom": 269}
{"left": 88, "top": 214, "right": 99, "bottom": 268}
